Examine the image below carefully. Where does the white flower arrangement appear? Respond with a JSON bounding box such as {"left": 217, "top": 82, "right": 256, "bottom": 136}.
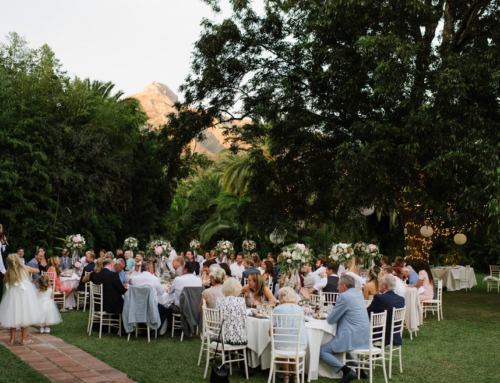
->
{"left": 242, "top": 239, "right": 256, "bottom": 252}
{"left": 123, "top": 237, "right": 139, "bottom": 251}
{"left": 330, "top": 243, "right": 354, "bottom": 264}
{"left": 354, "top": 242, "right": 381, "bottom": 268}
{"left": 279, "top": 243, "right": 313, "bottom": 274}
{"left": 215, "top": 239, "right": 234, "bottom": 255}
{"left": 148, "top": 238, "right": 172, "bottom": 259}
{"left": 189, "top": 239, "right": 201, "bottom": 250}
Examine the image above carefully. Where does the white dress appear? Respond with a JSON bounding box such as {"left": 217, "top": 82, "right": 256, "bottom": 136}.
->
{"left": 38, "top": 288, "right": 63, "bottom": 326}
{"left": 0, "top": 273, "right": 45, "bottom": 328}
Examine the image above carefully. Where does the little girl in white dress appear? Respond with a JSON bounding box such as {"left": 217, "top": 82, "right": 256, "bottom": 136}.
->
{"left": 36, "top": 275, "right": 62, "bottom": 333}
{"left": 0, "top": 254, "right": 45, "bottom": 345}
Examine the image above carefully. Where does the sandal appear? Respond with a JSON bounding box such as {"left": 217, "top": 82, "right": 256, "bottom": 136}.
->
{"left": 7, "top": 340, "right": 16, "bottom": 346}
{"left": 21, "top": 339, "right": 34, "bottom": 346}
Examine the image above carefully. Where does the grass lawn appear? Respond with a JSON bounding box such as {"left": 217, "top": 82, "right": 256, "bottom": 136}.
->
{"left": 33, "top": 273, "right": 500, "bottom": 383}
{"left": 0, "top": 345, "right": 51, "bottom": 383}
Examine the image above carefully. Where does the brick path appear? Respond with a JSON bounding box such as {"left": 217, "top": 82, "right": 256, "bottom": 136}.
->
{"left": 0, "top": 326, "right": 136, "bottom": 383}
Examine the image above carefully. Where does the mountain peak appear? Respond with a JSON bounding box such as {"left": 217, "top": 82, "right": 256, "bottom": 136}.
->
{"left": 136, "top": 81, "right": 179, "bottom": 103}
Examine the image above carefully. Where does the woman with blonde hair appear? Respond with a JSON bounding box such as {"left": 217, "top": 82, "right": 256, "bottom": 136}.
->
{"left": 199, "top": 266, "right": 226, "bottom": 312}
{"left": 363, "top": 265, "right": 380, "bottom": 301}
{"left": 47, "top": 256, "right": 73, "bottom": 306}
{"left": 82, "top": 257, "right": 105, "bottom": 284}
{"left": 215, "top": 277, "right": 248, "bottom": 345}
{"left": 242, "top": 271, "right": 276, "bottom": 308}
{"left": 0, "top": 254, "right": 44, "bottom": 345}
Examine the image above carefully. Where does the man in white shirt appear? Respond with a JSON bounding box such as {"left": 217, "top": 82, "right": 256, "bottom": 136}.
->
{"left": 311, "top": 255, "right": 328, "bottom": 284}
{"left": 131, "top": 252, "right": 144, "bottom": 276}
{"left": 382, "top": 265, "right": 407, "bottom": 299}
{"left": 230, "top": 253, "right": 245, "bottom": 280}
{"left": 129, "top": 260, "right": 170, "bottom": 334}
{"left": 216, "top": 252, "right": 227, "bottom": 264}
{"left": 309, "top": 262, "right": 340, "bottom": 294}
{"left": 165, "top": 262, "right": 202, "bottom": 329}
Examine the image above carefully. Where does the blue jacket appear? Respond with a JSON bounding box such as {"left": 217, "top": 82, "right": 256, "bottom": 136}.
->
{"left": 325, "top": 288, "right": 370, "bottom": 352}
{"left": 367, "top": 290, "right": 405, "bottom": 346}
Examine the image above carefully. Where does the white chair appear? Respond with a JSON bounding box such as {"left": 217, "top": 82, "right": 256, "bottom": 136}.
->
{"left": 203, "top": 307, "right": 248, "bottom": 379}
{"left": 88, "top": 283, "right": 122, "bottom": 339}
{"left": 266, "top": 275, "right": 274, "bottom": 292}
{"left": 198, "top": 301, "right": 210, "bottom": 366}
{"left": 386, "top": 307, "right": 406, "bottom": 379}
{"left": 171, "top": 313, "right": 184, "bottom": 341}
{"left": 422, "top": 279, "right": 443, "bottom": 321}
{"left": 76, "top": 271, "right": 90, "bottom": 311}
{"left": 487, "top": 265, "right": 500, "bottom": 293}
{"left": 322, "top": 292, "right": 339, "bottom": 305}
{"left": 43, "top": 271, "right": 66, "bottom": 310}
{"left": 455, "top": 265, "right": 470, "bottom": 291}
{"left": 346, "top": 311, "right": 388, "bottom": 383}
{"left": 243, "top": 277, "right": 248, "bottom": 285}
{"left": 267, "top": 313, "right": 306, "bottom": 383}
{"left": 309, "top": 293, "right": 322, "bottom": 305}
{"left": 127, "top": 324, "right": 157, "bottom": 343}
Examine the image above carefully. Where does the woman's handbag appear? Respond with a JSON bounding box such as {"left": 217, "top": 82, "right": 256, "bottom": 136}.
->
{"left": 210, "top": 319, "right": 229, "bottom": 383}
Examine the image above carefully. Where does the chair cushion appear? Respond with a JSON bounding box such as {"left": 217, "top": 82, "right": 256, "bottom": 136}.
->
{"left": 273, "top": 349, "right": 307, "bottom": 358}
{"left": 350, "top": 347, "right": 382, "bottom": 354}
{"left": 210, "top": 341, "right": 247, "bottom": 351}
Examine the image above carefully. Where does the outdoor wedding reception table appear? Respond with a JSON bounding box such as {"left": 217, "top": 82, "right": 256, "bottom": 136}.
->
{"left": 246, "top": 313, "right": 342, "bottom": 381}
{"left": 60, "top": 273, "right": 80, "bottom": 309}
{"left": 431, "top": 266, "right": 477, "bottom": 291}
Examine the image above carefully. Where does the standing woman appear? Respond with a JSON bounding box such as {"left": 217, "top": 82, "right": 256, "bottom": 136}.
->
{"left": 0, "top": 254, "right": 44, "bottom": 345}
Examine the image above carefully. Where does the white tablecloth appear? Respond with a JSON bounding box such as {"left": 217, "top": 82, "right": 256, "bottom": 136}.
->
{"left": 60, "top": 274, "right": 80, "bottom": 309}
{"left": 431, "top": 267, "right": 477, "bottom": 291}
{"left": 246, "top": 316, "right": 342, "bottom": 381}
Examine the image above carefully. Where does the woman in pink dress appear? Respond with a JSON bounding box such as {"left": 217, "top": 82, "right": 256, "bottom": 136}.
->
{"left": 47, "top": 256, "right": 73, "bottom": 301}
{"left": 409, "top": 260, "right": 434, "bottom": 302}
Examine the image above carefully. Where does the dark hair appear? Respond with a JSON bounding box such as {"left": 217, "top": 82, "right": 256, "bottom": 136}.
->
{"left": 318, "top": 255, "right": 327, "bottom": 266}
{"left": 381, "top": 256, "right": 390, "bottom": 265}
{"left": 16, "top": 247, "right": 24, "bottom": 252}
{"left": 236, "top": 253, "right": 244, "bottom": 258}
{"left": 264, "top": 260, "right": 275, "bottom": 278}
{"left": 383, "top": 265, "right": 393, "bottom": 274}
{"left": 219, "top": 263, "right": 231, "bottom": 277}
{"left": 184, "top": 261, "right": 196, "bottom": 274}
{"left": 185, "top": 250, "right": 194, "bottom": 256}
{"left": 100, "top": 249, "right": 106, "bottom": 253}
{"left": 416, "top": 260, "right": 434, "bottom": 284}
{"left": 327, "top": 262, "right": 339, "bottom": 274}
{"left": 271, "top": 255, "right": 277, "bottom": 263}
{"left": 204, "top": 259, "right": 217, "bottom": 269}
{"left": 102, "top": 259, "right": 113, "bottom": 267}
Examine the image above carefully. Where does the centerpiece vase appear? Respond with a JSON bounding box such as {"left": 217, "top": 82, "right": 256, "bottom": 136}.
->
{"left": 289, "top": 268, "right": 302, "bottom": 294}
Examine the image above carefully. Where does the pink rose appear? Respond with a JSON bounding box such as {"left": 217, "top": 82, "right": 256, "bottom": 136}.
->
{"left": 297, "top": 243, "right": 306, "bottom": 250}
{"left": 368, "top": 244, "right": 377, "bottom": 250}
{"left": 75, "top": 262, "right": 81, "bottom": 268}
{"left": 155, "top": 246, "right": 163, "bottom": 256}
{"left": 72, "top": 237, "right": 79, "bottom": 243}
{"left": 344, "top": 249, "right": 348, "bottom": 253}
{"left": 355, "top": 243, "right": 360, "bottom": 247}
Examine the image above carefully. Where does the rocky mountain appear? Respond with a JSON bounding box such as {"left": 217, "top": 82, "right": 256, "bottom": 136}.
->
{"left": 129, "top": 81, "right": 251, "bottom": 155}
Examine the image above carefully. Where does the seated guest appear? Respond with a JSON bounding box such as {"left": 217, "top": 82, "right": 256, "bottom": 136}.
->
{"left": 402, "top": 266, "right": 418, "bottom": 285}
{"left": 309, "top": 262, "right": 339, "bottom": 294}
{"left": 93, "top": 259, "right": 127, "bottom": 314}
{"left": 320, "top": 275, "right": 370, "bottom": 383}
{"left": 216, "top": 252, "right": 227, "bottom": 264}
{"left": 392, "top": 258, "right": 405, "bottom": 280}
{"left": 200, "top": 259, "right": 218, "bottom": 287}
{"left": 252, "top": 254, "right": 262, "bottom": 271}
{"left": 198, "top": 266, "right": 226, "bottom": 313}
{"left": 380, "top": 256, "right": 390, "bottom": 267}
{"left": 382, "top": 265, "right": 406, "bottom": 299}
{"left": 99, "top": 249, "right": 106, "bottom": 258}
{"left": 166, "top": 261, "right": 202, "bottom": 319}
{"left": 409, "top": 260, "right": 434, "bottom": 302}
{"left": 74, "top": 251, "right": 95, "bottom": 293}
{"left": 129, "top": 260, "right": 170, "bottom": 335}
{"left": 47, "top": 256, "right": 73, "bottom": 302}
{"left": 114, "top": 258, "right": 128, "bottom": 285}
{"left": 219, "top": 263, "right": 231, "bottom": 281}
{"left": 131, "top": 252, "right": 144, "bottom": 276}
{"left": 116, "top": 249, "right": 125, "bottom": 261}
{"left": 367, "top": 274, "right": 405, "bottom": 346}
{"left": 185, "top": 250, "right": 200, "bottom": 275}
{"left": 104, "top": 251, "right": 114, "bottom": 261}
{"left": 196, "top": 251, "right": 205, "bottom": 266}
{"left": 242, "top": 271, "right": 276, "bottom": 308}
{"left": 172, "top": 256, "right": 185, "bottom": 278}
{"left": 215, "top": 277, "right": 247, "bottom": 345}
{"left": 262, "top": 260, "right": 276, "bottom": 290}
{"left": 241, "top": 258, "right": 259, "bottom": 286}
{"left": 363, "top": 265, "right": 380, "bottom": 301}
{"left": 82, "top": 257, "right": 105, "bottom": 284}
{"left": 272, "top": 287, "right": 307, "bottom": 382}
{"left": 312, "top": 256, "right": 327, "bottom": 284}
{"left": 124, "top": 250, "right": 135, "bottom": 271}
{"left": 27, "top": 248, "right": 48, "bottom": 279}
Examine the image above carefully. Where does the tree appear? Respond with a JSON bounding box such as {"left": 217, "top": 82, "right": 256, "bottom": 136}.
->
{"left": 180, "top": 0, "right": 500, "bottom": 260}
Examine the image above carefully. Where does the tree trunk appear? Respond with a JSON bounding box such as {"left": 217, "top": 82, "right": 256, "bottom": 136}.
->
{"left": 400, "top": 207, "right": 434, "bottom": 262}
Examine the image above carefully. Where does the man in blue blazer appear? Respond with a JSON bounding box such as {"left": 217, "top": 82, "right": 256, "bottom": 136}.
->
{"left": 367, "top": 274, "right": 405, "bottom": 346}
{"left": 320, "top": 275, "right": 371, "bottom": 383}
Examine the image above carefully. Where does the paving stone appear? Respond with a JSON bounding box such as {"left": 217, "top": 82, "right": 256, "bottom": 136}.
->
{"left": 36, "top": 367, "right": 65, "bottom": 374}
{"left": 64, "top": 365, "right": 91, "bottom": 372}
{"left": 73, "top": 371, "right": 100, "bottom": 378}
{"left": 32, "top": 362, "right": 56, "bottom": 369}
{"left": 46, "top": 373, "right": 75, "bottom": 381}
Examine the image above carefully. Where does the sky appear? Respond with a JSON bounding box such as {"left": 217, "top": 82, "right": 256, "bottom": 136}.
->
{"left": 0, "top": 0, "right": 262, "bottom": 99}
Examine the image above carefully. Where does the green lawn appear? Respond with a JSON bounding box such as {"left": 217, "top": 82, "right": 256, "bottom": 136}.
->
{"left": 21, "top": 273, "right": 500, "bottom": 383}
{"left": 0, "top": 345, "right": 51, "bottom": 383}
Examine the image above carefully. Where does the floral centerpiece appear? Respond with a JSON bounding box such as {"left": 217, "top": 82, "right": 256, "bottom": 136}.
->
{"left": 123, "top": 237, "right": 139, "bottom": 252}
{"left": 189, "top": 239, "right": 201, "bottom": 250}
{"left": 330, "top": 243, "right": 354, "bottom": 265}
{"left": 354, "top": 242, "right": 382, "bottom": 268}
{"left": 279, "top": 243, "right": 313, "bottom": 294}
{"left": 65, "top": 234, "right": 86, "bottom": 263}
{"left": 147, "top": 238, "right": 172, "bottom": 262}
{"left": 215, "top": 239, "right": 234, "bottom": 255}
{"left": 242, "top": 239, "right": 256, "bottom": 255}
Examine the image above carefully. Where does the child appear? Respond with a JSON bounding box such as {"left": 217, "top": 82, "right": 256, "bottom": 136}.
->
{"left": 0, "top": 254, "right": 45, "bottom": 345}
{"left": 36, "top": 275, "right": 62, "bottom": 333}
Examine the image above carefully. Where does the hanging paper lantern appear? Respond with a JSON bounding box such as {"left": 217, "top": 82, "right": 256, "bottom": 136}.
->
{"left": 270, "top": 228, "right": 287, "bottom": 244}
{"left": 454, "top": 234, "right": 467, "bottom": 245}
{"left": 420, "top": 226, "right": 434, "bottom": 237}
{"left": 359, "top": 206, "right": 375, "bottom": 216}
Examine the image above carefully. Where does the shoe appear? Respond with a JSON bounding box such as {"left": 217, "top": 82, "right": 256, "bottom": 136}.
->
{"left": 360, "top": 370, "right": 369, "bottom": 379}
{"left": 340, "top": 370, "right": 357, "bottom": 383}
{"left": 45, "top": 328, "right": 51, "bottom": 333}
{"left": 68, "top": 307, "right": 73, "bottom": 310}
{"left": 59, "top": 309, "right": 68, "bottom": 313}
{"left": 39, "top": 327, "right": 44, "bottom": 334}
{"left": 159, "top": 320, "right": 168, "bottom": 336}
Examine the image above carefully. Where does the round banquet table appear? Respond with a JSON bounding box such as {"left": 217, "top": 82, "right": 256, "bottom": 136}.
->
{"left": 431, "top": 267, "right": 477, "bottom": 291}
{"left": 60, "top": 274, "right": 80, "bottom": 309}
{"left": 246, "top": 314, "right": 342, "bottom": 381}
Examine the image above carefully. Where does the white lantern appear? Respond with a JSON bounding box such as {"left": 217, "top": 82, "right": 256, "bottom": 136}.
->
{"left": 420, "top": 226, "right": 434, "bottom": 237}
{"left": 295, "top": 220, "right": 306, "bottom": 230}
{"left": 454, "top": 233, "right": 467, "bottom": 245}
{"left": 270, "top": 228, "right": 287, "bottom": 244}
{"left": 360, "top": 206, "right": 375, "bottom": 216}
